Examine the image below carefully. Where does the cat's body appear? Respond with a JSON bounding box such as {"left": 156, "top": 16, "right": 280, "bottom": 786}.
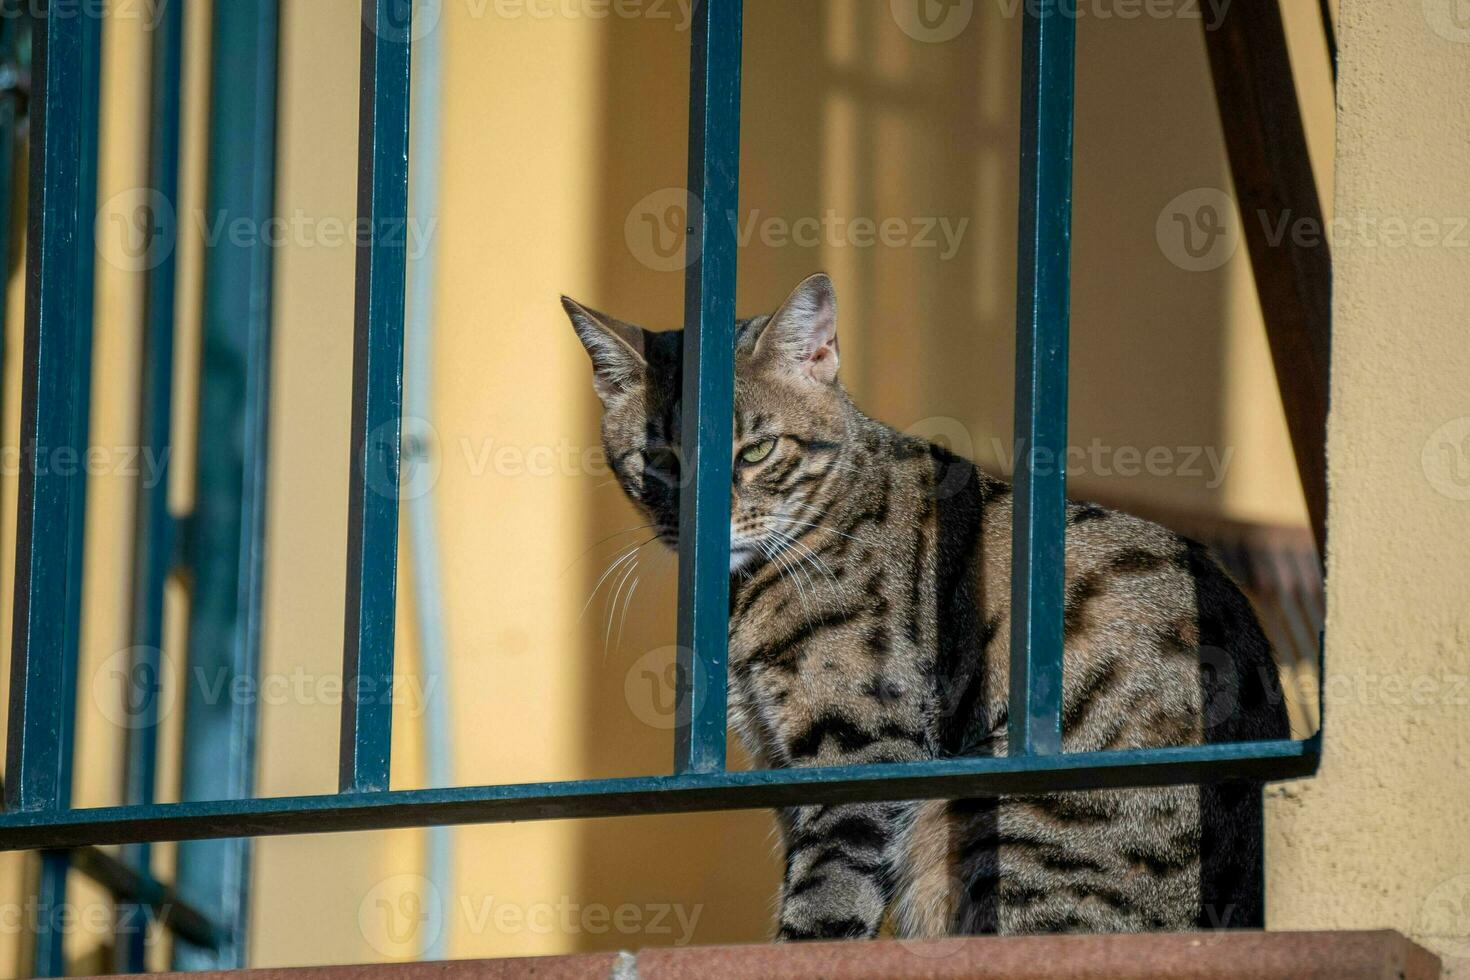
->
{"left": 564, "top": 274, "right": 1289, "bottom": 940}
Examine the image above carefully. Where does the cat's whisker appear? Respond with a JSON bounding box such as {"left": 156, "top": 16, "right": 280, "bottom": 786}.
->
{"left": 781, "top": 533, "right": 841, "bottom": 595}
{"left": 811, "top": 459, "right": 862, "bottom": 480}
{"left": 765, "top": 514, "right": 872, "bottom": 546}
{"left": 766, "top": 537, "right": 822, "bottom": 634}
{"left": 579, "top": 536, "right": 653, "bottom": 623}
{"left": 758, "top": 520, "right": 839, "bottom": 591}
{"left": 616, "top": 574, "right": 642, "bottom": 651}
{"left": 772, "top": 528, "right": 840, "bottom": 601}
{"left": 603, "top": 553, "right": 641, "bottom": 659}
{"left": 560, "top": 522, "right": 661, "bottom": 578}
{"left": 758, "top": 538, "right": 816, "bottom": 634}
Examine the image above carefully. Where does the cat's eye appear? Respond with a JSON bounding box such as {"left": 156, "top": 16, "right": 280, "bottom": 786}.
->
{"left": 740, "top": 438, "right": 777, "bottom": 465}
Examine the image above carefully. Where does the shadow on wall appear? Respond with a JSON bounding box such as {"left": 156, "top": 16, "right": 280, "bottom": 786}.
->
{"left": 567, "top": 0, "right": 1233, "bottom": 951}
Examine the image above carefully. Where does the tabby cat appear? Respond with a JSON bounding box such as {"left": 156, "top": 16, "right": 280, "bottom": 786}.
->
{"left": 562, "top": 273, "right": 1288, "bottom": 940}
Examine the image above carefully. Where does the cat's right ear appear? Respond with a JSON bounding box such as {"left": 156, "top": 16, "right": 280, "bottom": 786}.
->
{"left": 752, "top": 273, "right": 840, "bottom": 385}
{"left": 561, "top": 297, "right": 647, "bottom": 403}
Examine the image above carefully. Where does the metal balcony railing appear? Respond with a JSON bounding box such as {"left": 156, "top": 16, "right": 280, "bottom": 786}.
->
{"left": 0, "top": 0, "right": 1322, "bottom": 974}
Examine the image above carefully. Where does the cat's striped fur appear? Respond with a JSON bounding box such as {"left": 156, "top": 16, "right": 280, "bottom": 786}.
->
{"left": 563, "top": 273, "right": 1289, "bottom": 940}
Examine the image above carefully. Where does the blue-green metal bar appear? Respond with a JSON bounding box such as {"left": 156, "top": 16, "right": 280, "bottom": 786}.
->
{"left": 8, "top": 5, "right": 100, "bottom": 975}
{"left": 0, "top": 735, "right": 1320, "bottom": 851}
{"left": 339, "top": 0, "right": 413, "bottom": 796}
{"left": 6, "top": 0, "right": 90, "bottom": 820}
{"left": 674, "top": 0, "right": 742, "bottom": 777}
{"left": 32, "top": 851, "right": 71, "bottom": 978}
{"left": 1008, "top": 2, "right": 1075, "bottom": 759}
{"left": 40, "top": 13, "right": 101, "bottom": 978}
{"left": 173, "top": 0, "right": 279, "bottom": 969}
{"left": 118, "top": 0, "right": 184, "bottom": 970}
{"left": 0, "top": 9, "right": 19, "bottom": 400}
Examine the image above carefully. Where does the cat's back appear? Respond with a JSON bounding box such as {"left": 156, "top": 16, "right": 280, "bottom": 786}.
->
{"left": 957, "top": 485, "right": 1288, "bottom": 752}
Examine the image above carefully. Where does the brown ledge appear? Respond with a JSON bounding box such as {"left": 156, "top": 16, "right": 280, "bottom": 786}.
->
{"left": 87, "top": 930, "right": 1440, "bottom": 980}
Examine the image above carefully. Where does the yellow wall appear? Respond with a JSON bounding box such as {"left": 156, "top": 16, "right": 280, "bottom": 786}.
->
{"left": 1264, "top": 2, "right": 1470, "bottom": 975}
{"left": 2, "top": 0, "right": 1457, "bottom": 974}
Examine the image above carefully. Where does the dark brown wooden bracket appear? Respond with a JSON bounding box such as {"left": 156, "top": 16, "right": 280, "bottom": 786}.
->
{"left": 1204, "top": 0, "right": 1333, "bottom": 557}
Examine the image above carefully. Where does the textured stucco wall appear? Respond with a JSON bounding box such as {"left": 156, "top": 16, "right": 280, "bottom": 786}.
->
{"left": 1264, "top": 2, "right": 1470, "bottom": 973}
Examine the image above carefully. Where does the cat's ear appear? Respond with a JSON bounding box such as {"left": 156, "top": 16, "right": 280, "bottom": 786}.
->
{"left": 561, "top": 296, "right": 647, "bottom": 402}
{"left": 752, "top": 273, "right": 840, "bottom": 385}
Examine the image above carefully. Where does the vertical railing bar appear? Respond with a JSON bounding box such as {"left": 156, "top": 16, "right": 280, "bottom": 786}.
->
{"left": 172, "top": 0, "right": 278, "bottom": 968}
{"left": 340, "top": 0, "right": 413, "bottom": 794}
{"left": 10, "top": 4, "right": 102, "bottom": 975}
{"left": 673, "top": 0, "right": 742, "bottom": 776}
{"left": 31, "top": 851, "right": 72, "bottom": 978}
{"left": 40, "top": 12, "right": 102, "bottom": 977}
{"left": 118, "top": 0, "right": 184, "bottom": 969}
{"left": 5, "top": 0, "right": 90, "bottom": 820}
{"left": 0, "top": 7, "right": 19, "bottom": 450}
{"left": 1008, "top": 3, "right": 1075, "bottom": 758}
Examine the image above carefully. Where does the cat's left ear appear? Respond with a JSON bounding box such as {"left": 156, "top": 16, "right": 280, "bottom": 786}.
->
{"left": 752, "top": 273, "right": 839, "bottom": 385}
{"left": 561, "top": 296, "right": 647, "bottom": 403}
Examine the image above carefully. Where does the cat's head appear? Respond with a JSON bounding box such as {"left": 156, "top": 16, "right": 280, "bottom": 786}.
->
{"left": 562, "top": 273, "right": 853, "bottom": 573}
